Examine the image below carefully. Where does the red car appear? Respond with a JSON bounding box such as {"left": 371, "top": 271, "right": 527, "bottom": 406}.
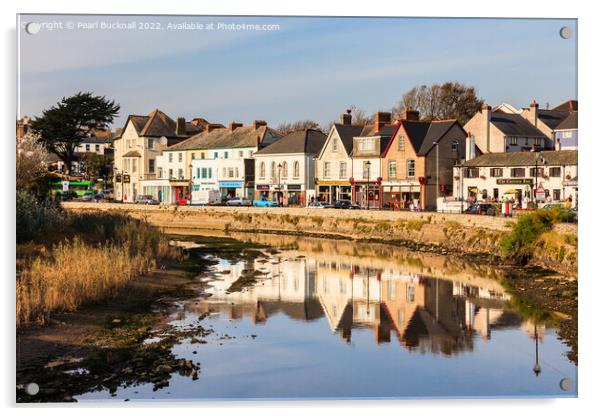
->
{"left": 177, "top": 196, "right": 190, "bottom": 206}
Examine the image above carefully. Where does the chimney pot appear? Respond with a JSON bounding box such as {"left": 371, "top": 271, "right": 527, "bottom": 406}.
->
{"left": 230, "top": 122, "right": 243, "bottom": 131}
{"left": 340, "top": 110, "right": 352, "bottom": 125}
{"left": 402, "top": 109, "right": 420, "bottom": 121}
{"left": 253, "top": 120, "right": 267, "bottom": 129}
{"left": 375, "top": 111, "right": 392, "bottom": 131}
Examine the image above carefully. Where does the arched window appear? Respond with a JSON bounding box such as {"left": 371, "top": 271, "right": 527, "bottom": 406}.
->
{"left": 271, "top": 162, "right": 276, "bottom": 181}
{"left": 282, "top": 162, "right": 288, "bottom": 178}
{"left": 260, "top": 162, "right": 265, "bottom": 178}
{"left": 293, "top": 161, "right": 300, "bottom": 178}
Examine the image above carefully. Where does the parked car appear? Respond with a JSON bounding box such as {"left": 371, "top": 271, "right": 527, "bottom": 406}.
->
{"left": 226, "top": 197, "right": 251, "bottom": 206}
{"left": 308, "top": 201, "right": 327, "bottom": 209}
{"left": 464, "top": 203, "right": 497, "bottom": 216}
{"left": 571, "top": 207, "right": 578, "bottom": 223}
{"left": 58, "top": 190, "right": 78, "bottom": 201}
{"left": 542, "top": 203, "right": 563, "bottom": 209}
{"left": 176, "top": 196, "right": 190, "bottom": 206}
{"left": 134, "top": 195, "right": 160, "bottom": 205}
{"left": 80, "top": 190, "right": 95, "bottom": 202}
{"left": 333, "top": 200, "right": 360, "bottom": 209}
{"left": 252, "top": 197, "right": 278, "bottom": 207}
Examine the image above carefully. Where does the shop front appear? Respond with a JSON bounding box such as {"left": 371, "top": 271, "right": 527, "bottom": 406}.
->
{"left": 351, "top": 179, "right": 382, "bottom": 209}
{"left": 381, "top": 181, "right": 421, "bottom": 210}
{"left": 254, "top": 184, "right": 306, "bottom": 206}
{"left": 317, "top": 180, "right": 351, "bottom": 204}
{"left": 219, "top": 180, "right": 244, "bottom": 200}
{"left": 142, "top": 179, "right": 172, "bottom": 203}
{"left": 170, "top": 180, "right": 191, "bottom": 204}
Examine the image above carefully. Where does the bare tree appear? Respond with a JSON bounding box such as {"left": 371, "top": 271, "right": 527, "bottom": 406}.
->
{"left": 16, "top": 132, "right": 51, "bottom": 190}
{"left": 348, "top": 105, "right": 373, "bottom": 126}
{"left": 276, "top": 120, "right": 322, "bottom": 136}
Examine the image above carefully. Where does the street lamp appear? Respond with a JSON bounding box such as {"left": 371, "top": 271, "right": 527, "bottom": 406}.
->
{"left": 189, "top": 163, "right": 193, "bottom": 204}
{"left": 366, "top": 161, "right": 371, "bottom": 210}
{"left": 433, "top": 141, "right": 440, "bottom": 206}
{"left": 534, "top": 153, "right": 547, "bottom": 205}
{"left": 277, "top": 163, "right": 283, "bottom": 206}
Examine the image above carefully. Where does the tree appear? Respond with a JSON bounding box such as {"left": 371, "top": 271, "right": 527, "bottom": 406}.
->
{"left": 83, "top": 153, "right": 112, "bottom": 179}
{"left": 31, "top": 92, "right": 120, "bottom": 174}
{"left": 393, "top": 82, "right": 484, "bottom": 125}
{"left": 348, "top": 105, "right": 374, "bottom": 126}
{"left": 276, "top": 119, "right": 322, "bottom": 136}
{"left": 16, "top": 131, "right": 51, "bottom": 191}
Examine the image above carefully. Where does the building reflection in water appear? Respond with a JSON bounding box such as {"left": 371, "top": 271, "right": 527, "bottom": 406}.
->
{"left": 190, "top": 251, "right": 538, "bottom": 356}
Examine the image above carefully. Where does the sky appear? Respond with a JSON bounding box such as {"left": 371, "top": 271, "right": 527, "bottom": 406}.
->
{"left": 17, "top": 15, "right": 577, "bottom": 129}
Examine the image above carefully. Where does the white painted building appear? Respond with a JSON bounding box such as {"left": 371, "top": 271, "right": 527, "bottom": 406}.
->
{"left": 453, "top": 150, "right": 578, "bottom": 207}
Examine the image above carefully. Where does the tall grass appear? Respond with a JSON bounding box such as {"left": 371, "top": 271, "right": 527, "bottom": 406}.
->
{"left": 16, "top": 192, "right": 182, "bottom": 326}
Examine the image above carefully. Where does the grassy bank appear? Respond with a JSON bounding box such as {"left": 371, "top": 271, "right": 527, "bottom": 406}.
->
{"left": 16, "top": 191, "right": 182, "bottom": 326}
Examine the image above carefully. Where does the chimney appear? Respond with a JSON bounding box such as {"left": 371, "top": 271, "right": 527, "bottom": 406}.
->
{"left": 556, "top": 138, "right": 562, "bottom": 151}
{"left": 374, "top": 111, "right": 392, "bottom": 131}
{"left": 482, "top": 104, "right": 491, "bottom": 152}
{"left": 527, "top": 100, "right": 539, "bottom": 128}
{"left": 230, "top": 122, "right": 243, "bottom": 131}
{"left": 403, "top": 109, "right": 420, "bottom": 121}
{"left": 465, "top": 132, "right": 476, "bottom": 161}
{"left": 341, "top": 109, "right": 352, "bottom": 125}
{"left": 205, "top": 123, "right": 222, "bottom": 133}
{"left": 253, "top": 120, "right": 267, "bottom": 129}
{"left": 176, "top": 117, "right": 186, "bottom": 135}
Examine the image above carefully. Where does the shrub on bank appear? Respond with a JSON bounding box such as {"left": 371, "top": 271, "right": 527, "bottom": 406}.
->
{"left": 500, "top": 207, "right": 575, "bottom": 264}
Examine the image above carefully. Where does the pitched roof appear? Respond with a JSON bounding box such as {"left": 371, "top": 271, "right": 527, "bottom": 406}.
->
{"left": 332, "top": 124, "right": 367, "bottom": 155}
{"left": 462, "top": 150, "right": 577, "bottom": 167}
{"left": 537, "top": 109, "right": 571, "bottom": 130}
{"left": 490, "top": 113, "right": 547, "bottom": 137}
{"left": 167, "top": 125, "right": 279, "bottom": 151}
{"left": 350, "top": 124, "right": 400, "bottom": 157}
{"left": 116, "top": 110, "right": 202, "bottom": 140}
{"left": 398, "top": 120, "right": 462, "bottom": 156}
{"left": 555, "top": 111, "right": 578, "bottom": 130}
{"left": 254, "top": 129, "right": 327, "bottom": 156}
{"left": 552, "top": 100, "right": 578, "bottom": 113}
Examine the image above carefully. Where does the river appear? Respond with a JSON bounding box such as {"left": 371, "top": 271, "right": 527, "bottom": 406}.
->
{"left": 76, "top": 231, "right": 577, "bottom": 400}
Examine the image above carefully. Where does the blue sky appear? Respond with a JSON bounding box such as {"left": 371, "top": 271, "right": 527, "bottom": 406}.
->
{"left": 18, "top": 15, "right": 577, "bottom": 129}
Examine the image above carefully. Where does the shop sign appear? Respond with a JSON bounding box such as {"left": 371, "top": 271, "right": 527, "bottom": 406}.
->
{"left": 193, "top": 184, "right": 200, "bottom": 191}
{"left": 256, "top": 184, "right": 270, "bottom": 190}
{"left": 287, "top": 184, "right": 302, "bottom": 190}
{"left": 123, "top": 174, "right": 130, "bottom": 184}
{"left": 318, "top": 181, "right": 349, "bottom": 186}
{"left": 497, "top": 178, "right": 533, "bottom": 185}
{"left": 218, "top": 181, "right": 243, "bottom": 188}
{"left": 115, "top": 174, "right": 122, "bottom": 183}
{"left": 62, "top": 180, "right": 69, "bottom": 191}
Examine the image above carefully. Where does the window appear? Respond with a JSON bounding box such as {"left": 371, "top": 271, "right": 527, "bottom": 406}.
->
{"left": 260, "top": 162, "right": 266, "bottom": 178}
{"left": 529, "top": 167, "right": 544, "bottom": 177}
{"left": 406, "top": 160, "right": 416, "bottom": 177}
{"left": 223, "top": 167, "right": 226, "bottom": 177}
{"left": 271, "top": 162, "right": 277, "bottom": 180}
{"left": 482, "top": 189, "right": 488, "bottom": 199}
{"left": 332, "top": 140, "right": 338, "bottom": 152}
{"left": 191, "top": 153, "right": 196, "bottom": 160}
{"left": 214, "top": 152, "right": 218, "bottom": 159}
{"left": 451, "top": 139, "right": 459, "bottom": 152}
{"left": 388, "top": 160, "right": 397, "bottom": 179}
{"left": 406, "top": 285, "right": 415, "bottom": 303}
{"left": 178, "top": 168, "right": 183, "bottom": 179}
{"left": 362, "top": 161, "right": 371, "bottom": 179}
{"left": 178, "top": 153, "right": 183, "bottom": 162}
{"left": 549, "top": 167, "right": 561, "bottom": 177}
{"left": 464, "top": 168, "right": 479, "bottom": 178}
{"left": 359, "top": 138, "right": 375, "bottom": 152}
{"left": 95, "top": 144, "right": 100, "bottom": 152}
{"left": 224, "top": 152, "right": 229, "bottom": 159}
{"left": 324, "top": 162, "right": 331, "bottom": 178}
{"left": 168, "top": 168, "right": 173, "bottom": 178}
{"left": 511, "top": 168, "right": 525, "bottom": 177}
{"left": 339, "top": 162, "right": 346, "bottom": 179}
{"left": 282, "top": 162, "right": 288, "bottom": 178}
{"left": 148, "top": 159, "right": 155, "bottom": 173}
{"left": 196, "top": 168, "right": 200, "bottom": 178}
{"left": 535, "top": 138, "right": 542, "bottom": 146}
{"left": 398, "top": 135, "right": 405, "bottom": 151}
{"left": 509, "top": 137, "right": 517, "bottom": 145}
{"left": 493, "top": 188, "right": 499, "bottom": 200}
{"left": 525, "top": 138, "right": 529, "bottom": 146}
{"left": 201, "top": 168, "right": 207, "bottom": 179}
{"left": 158, "top": 167, "right": 163, "bottom": 179}
{"left": 490, "top": 168, "right": 503, "bottom": 177}
{"left": 239, "top": 150, "right": 244, "bottom": 158}
{"left": 553, "top": 189, "right": 561, "bottom": 201}
{"left": 168, "top": 153, "right": 173, "bottom": 163}
{"left": 248, "top": 150, "right": 253, "bottom": 157}
{"left": 147, "top": 138, "right": 154, "bottom": 149}
{"left": 201, "top": 153, "right": 205, "bottom": 159}
{"left": 228, "top": 168, "right": 234, "bottom": 178}
{"left": 293, "top": 161, "right": 300, "bottom": 178}
{"left": 132, "top": 159, "right": 138, "bottom": 173}
{"left": 85, "top": 144, "right": 90, "bottom": 151}
{"left": 207, "top": 168, "right": 212, "bottom": 179}
{"left": 235, "top": 167, "right": 239, "bottom": 178}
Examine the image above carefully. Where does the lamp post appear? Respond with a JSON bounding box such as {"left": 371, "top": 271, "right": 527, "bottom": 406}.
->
{"left": 534, "top": 153, "right": 547, "bottom": 205}
{"left": 533, "top": 321, "right": 541, "bottom": 376}
{"left": 189, "top": 163, "right": 193, "bottom": 205}
{"left": 277, "top": 163, "right": 283, "bottom": 206}
{"left": 433, "top": 141, "right": 440, "bottom": 208}
{"left": 366, "top": 161, "right": 371, "bottom": 210}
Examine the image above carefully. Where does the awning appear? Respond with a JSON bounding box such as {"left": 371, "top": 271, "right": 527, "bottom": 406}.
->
{"left": 504, "top": 189, "right": 520, "bottom": 194}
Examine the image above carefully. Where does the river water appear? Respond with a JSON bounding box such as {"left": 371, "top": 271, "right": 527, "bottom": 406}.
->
{"left": 77, "top": 231, "right": 577, "bottom": 401}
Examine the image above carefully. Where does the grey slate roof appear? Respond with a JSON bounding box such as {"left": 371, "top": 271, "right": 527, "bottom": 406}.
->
{"left": 399, "top": 120, "right": 462, "bottom": 155}
{"left": 461, "top": 150, "right": 577, "bottom": 167}
{"left": 332, "top": 124, "right": 367, "bottom": 155}
{"left": 167, "top": 125, "right": 280, "bottom": 151}
{"left": 490, "top": 113, "right": 547, "bottom": 137}
{"left": 254, "top": 129, "right": 327, "bottom": 156}
{"left": 555, "top": 112, "right": 578, "bottom": 130}
{"left": 552, "top": 100, "right": 578, "bottom": 113}
{"left": 537, "top": 109, "right": 571, "bottom": 130}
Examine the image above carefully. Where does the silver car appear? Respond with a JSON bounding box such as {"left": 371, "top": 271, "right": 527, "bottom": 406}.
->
{"left": 134, "top": 195, "right": 159, "bottom": 205}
